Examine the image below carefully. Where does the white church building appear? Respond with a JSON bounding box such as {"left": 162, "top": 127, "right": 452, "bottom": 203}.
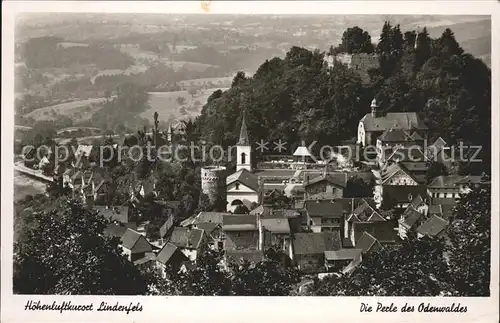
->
{"left": 226, "top": 113, "right": 260, "bottom": 212}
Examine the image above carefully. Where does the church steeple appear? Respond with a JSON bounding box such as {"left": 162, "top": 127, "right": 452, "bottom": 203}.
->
{"left": 236, "top": 111, "right": 251, "bottom": 172}
{"left": 238, "top": 111, "right": 249, "bottom": 146}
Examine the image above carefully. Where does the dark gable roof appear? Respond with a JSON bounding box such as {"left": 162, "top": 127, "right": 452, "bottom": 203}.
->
{"left": 428, "top": 204, "right": 454, "bottom": 220}
{"left": 361, "top": 112, "right": 428, "bottom": 132}
{"left": 383, "top": 185, "right": 428, "bottom": 204}
{"left": 120, "top": 229, "right": 151, "bottom": 252}
{"left": 353, "top": 220, "right": 398, "bottom": 244}
{"left": 156, "top": 242, "right": 185, "bottom": 265}
{"left": 168, "top": 227, "right": 205, "bottom": 249}
{"left": 104, "top": 223, "right": 128, "bottom": 238}
{"left": 355, "top": 232, "right": 383, "bottom": 254}
{"left": 222, "top": 214, "right": 258, "bottom": 231}
{"left": 195, "top": 222, "right": 220, "bottom": 236}
{"left": 410, "top": 195, "right": 425, "bottom": 208}
{"left": 428, "top": 175, "right": 465, "bottom": 188}
{"left": 304, "top": 199, "right": 353, "bottom": 218}
{"left": 378, "top": 128, "right": 413, "bottom": 142}
{"left": 261, "top": 218, "right": 290, "bottom": 233}
{"left": 293, "top": 231, "right": 342, "bottom": 255}
{"left": 226, "top": 169, "right": 259, "bottom": 191}
{"left": 306, "top": 173, "right": 347, "bottom": 188}
{"left": 349, "top": 198, "right": 383, "bottom": 222}
{"left": 95, "top": 205, "right": 129, "bottom": 223}
{"left": 400, "top": 206, "right": 424, "bottom": 228}
{"left": 417, "top": 215, "right": 449, "bottom": 237}
{"left": 181, "top": 212, "right": 228, "bottom": 226}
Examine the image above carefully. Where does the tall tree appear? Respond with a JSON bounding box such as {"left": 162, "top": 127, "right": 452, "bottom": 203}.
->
{"left": 445, "top": 180, "right": 491, "bottom": 296}
{"left": 159, "top": 249, "right": 232, "bottom": 296}
{"left": 232, "top": 71, "right": 247, "bottom": 87}
{"left": 339, "top": 26, "right": 375, "bottom": 54}
{"left": 230, "top": 248, "right": 300, "bottom": 296}
{"left": 13, "top": 199, "right": 150, "bottom": 295}
{"left": 311, "top": 235, "right": 457, "bottom": 296}
{"left": 376, "top": 21, "right": 393, "bottom": 54}
{"left": 415, "top": 27, "right": 432, "bottom": 68}
{"left": 436, "top": 28, "right": 464, "bottom": 59}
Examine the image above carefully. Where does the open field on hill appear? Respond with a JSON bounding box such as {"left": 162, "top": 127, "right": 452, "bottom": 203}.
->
{"left": 90, "top": 64, "right": 148, "bottom": 84}
{"left": 140, "top": 88, "right": 229, "bottom": 122}
{"left": 24, "top": 97, "right": 108, "bottom": 122}
{"left": 178, "top": 76, "right": 233, "bottom": 88}
{"left": 162, "top": 60, "right": 218, "bottom": 72}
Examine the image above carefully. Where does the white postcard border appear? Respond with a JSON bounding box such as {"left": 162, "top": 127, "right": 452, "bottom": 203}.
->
{"left": 2, "top": 1, "right": 499, "bottom": 322}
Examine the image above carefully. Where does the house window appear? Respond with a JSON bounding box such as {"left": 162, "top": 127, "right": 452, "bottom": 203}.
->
{"left": 235, "top": 183, "right": 240, "bottom": 190}
{"left": 309, "top": 220, "right": 313, "bottom": 225}
{"left": 241, "top": 153, "right": 246, "bottom": 165}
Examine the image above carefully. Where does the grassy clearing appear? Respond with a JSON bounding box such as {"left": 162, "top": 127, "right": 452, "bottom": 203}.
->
{"left": 24, "top": 97, "right": 108, "bottom": 122}
{"left": 141, "top": 88, "right": 229, "bottom": 122}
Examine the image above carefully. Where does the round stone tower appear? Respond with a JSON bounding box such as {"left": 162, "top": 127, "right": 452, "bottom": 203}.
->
{"left": 201, "top": 166, "right": 228, "bottom": 204}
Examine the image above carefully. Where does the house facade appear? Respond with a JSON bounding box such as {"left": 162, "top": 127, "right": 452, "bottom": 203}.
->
{"left": 168, "top": 227, "right": 207, "bottom": 262}
{"left": 304, "top": 199, "right": 352, "bottom": 233}
{"left": 222, "top": 214, "right": 261, "bottom": 251}
{"left": 226, "top": 169, "right": 260, "bottom": 212}
{"left": 357, "top": 98, "right": 428, "bottom": 147}
{"left": 293, "top": 231, "right": 342, "bottom": 273}
{"left": 120, "top": 228, "right": 154, "bottom": 262}
{"left": 304, "top": 172, "right": 347, "bottom": 199}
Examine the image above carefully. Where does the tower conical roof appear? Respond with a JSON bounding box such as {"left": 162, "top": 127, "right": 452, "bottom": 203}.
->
{"left": 237, "top": 111, "right": 249, "bottom": 145}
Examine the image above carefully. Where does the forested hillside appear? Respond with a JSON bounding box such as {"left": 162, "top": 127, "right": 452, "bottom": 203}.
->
{"left": 195, "top": 23, "right": 491, "bottom": 172}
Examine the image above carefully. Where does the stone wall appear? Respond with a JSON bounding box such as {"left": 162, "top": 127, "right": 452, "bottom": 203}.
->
{"left": 324, "top": 53, "right": 380, "bottom": 83}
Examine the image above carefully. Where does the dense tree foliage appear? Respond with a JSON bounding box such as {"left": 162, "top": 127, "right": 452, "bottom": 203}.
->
{"left": 310, "top": 179, "right": 490, "bottom": 296}
{"left": 333, "top": 26, "right": 375, "bottom": 54}
{"left": 229, "top": 248, "right": 300, "bottom": 296}
{"left": 445, "top": 180, "right": 490, "bottom": 296}
{"left": 90, "top": 82, "right": 150, "bottom": 132}
{"left": 154, "top": 248, "right": 299, "bottom": 296}
{"left": 14, "top": 199, "right": 150, "bottom": 294}
{"left": 195, "top": 22, "right": 490, "bottom": 174}
{"left": 196, "top": 46, "right": 370, "bottom": 154}
{"left": 310, "top": 235, "right": 457, "bottom": 296}
{"left": 22, "top": 37, "right": 135, "bottom": 69}
{"left": 343, "top": 175, "right": 374, "bottom": 198}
